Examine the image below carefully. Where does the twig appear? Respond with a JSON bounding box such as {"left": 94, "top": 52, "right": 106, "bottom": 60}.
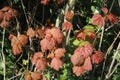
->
{"left": 105, "top": 42, "right": 120, "bottom": 79}
{"left": 66, "top": 30, "right": 71, "bottom": 45}
{"left": 42, "top": 5, "right": 45, "bottom": 24}
{"left": 1, "top": 28, "right": 6, "bottom": 80}
{"left": 8, "top": 73, "right": 22, "bottom": 80}
{"left": 98, "top": 26, "right": 104, "bottom": 51}
{"left": 118, "top": 0, "right": 120, "bottom": 7}
{"left": 109, "top": 0, "right": 116, "bottom": 12}
{"left": 20, "top": 0, "right": 29, "bottom": 26}
{"left": 108, "top": 63, "right": 120, "bottom": 78}
{"left": 101, "top": 32, "right": 120, "bottom": 78}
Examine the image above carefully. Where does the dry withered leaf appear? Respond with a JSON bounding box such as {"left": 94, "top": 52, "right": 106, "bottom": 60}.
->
{"left": 101, "top": 7, "right": 108, "bottom": 14}
{"left": 106, "top": 13, "right": 118, "bottom": 24}
{"left": 41, "top": 0, "right": 50, "bottom": 5}
{"left": 65, "top": 10, "right": 74, "bottom": 21}
{"left": 18, "top": 35, "right": 28, "bottom": 46}
{"left": 31, "top": 71, "right": 42, "bottom": 80}
{"left": 50, "top": 57, "right": 63, "bottom": 71}
{"left": 92, "top": 13, "right": 105, "bottom": 27}
{"left": 72, "top": 66, "right": 85, "bottom": 76}
{"left": 83, "top": 57, "right": 92, "bottom": 71}
{"left": 54, "top": 48, "right": 66, "bottom": 59}
{"left": 27, "top": 28, "right": 35, "bottom": 38}
{"left": 62, "top": 21, "right": 73, "bottom": 31}
{"left": 24, "top": 71, "right": 32, "bottom": 80}
{"left": 35, "top": 58, "right": 47, "bottom": 71}
{"left": 71, "top": 54, "right": 85, "bottom": 66}
{"left": 91, "top": 51, "right": 104, "bottom": 64}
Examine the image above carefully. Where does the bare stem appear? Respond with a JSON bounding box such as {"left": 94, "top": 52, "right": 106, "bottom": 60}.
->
{"left": 98, "top": 26, "right": 104, "bottom": 51}
{"left": 1, "top": 28, "right": 6, "bottom": 80}
{"left": 66, "top": 30, "right": 71, "bottom": 45}
{"left": 20, "top": 0, "right": 29, "bottom": 26}
{"left": 109, "top": 0, "right": 115, "bottom": 12}
{"left": 105, "top": 42, "right": 120, "bottom": 79}
{"left": 101, "top": 32, "right": 120, "bottom": 78}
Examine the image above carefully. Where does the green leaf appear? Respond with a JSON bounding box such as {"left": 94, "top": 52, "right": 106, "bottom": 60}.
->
{"left": 73, "top": 39, "right": 89, "bottom": 46}
{"left": 45, "top": 72, "right": 50, "bottom": 80}
{"left": 83, "top": 25, "right": 95, "bottom": 32}
{"left": 60, "top": 69, "right": 68, "bottom": 80}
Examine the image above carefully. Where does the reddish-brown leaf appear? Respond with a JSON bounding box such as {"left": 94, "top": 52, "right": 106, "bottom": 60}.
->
{"left": 86, "top": 31, "right": 96, "bottom": 39}
{"left": 83, "top": 57, "right": 92, "bottom": 71}
{"left": 71, "top": 54, "right": 85, "bottom": 66}
{"left": 92, "top": 14, "right": 105, "bottom": 27}
{"left": 47, "top": 52, "right": 55, "bottom": 59}
{"left": 62, "top": 21, "right": 73, "bottom": 31}
{"left": 0, "top": 20, "right": 9, "bottom": 28}
{"left": 50, "top": 57, "right": 63, "bottom": 71}
{"left": 24, "top": 71, "right": 32, "bottom": 80}
{"left": 75, "top": 30, "right": 86, "bottom": 40}
{"left": 72, "top": 66, "right": 85, "bottom": 76}
{"left": 91, "top": 51, "right": 104, "bottom": 64}
{"left": 18, "top": 35, "right": 28, "bottom": 46}
{"left": 56, "top": 0, "right": 65, "bottom": 4}
{"left": 31, "top": 52, "right": 44, "bottom": 64}
{"left": 35, "top": 58, "right": 47, "bottom": 71}
{"left": 0, "top": 11, "right": 4, "bottom": 22}
{"left": 36, "top": 28, "right": 45, "bottom": 39}
{"left": 31, "top": 71, "right": 42, "bottom": 80}
{"left": 101, "top": 7, "right": 108, "bottom": 14}
{"left": 74, "top": 43, "right": 93, "bottom": 58}
{"left": 49, "top": 28, "right": 64, "bottom": 44}
{"left": 55, "top": 48, "right": 66, "bottom": 59}
{"left": 65, "top": 11, "right": 74, "bottom": 21}
{"left": 12, "top": 44, "right": 22, "bottom": 55}
{"left": 106, "top": 13, "right": 118, "bottom": 24}
{"left": 1, "top": 6, "right": 11, "bottom": 12}
{"left": 27, "top": 28, "right": 35, "bottom": 38}
{"left": 41, "top": 0, "right": 50, "bottom": 5}
{"left": 40, "top": 38, "right": 56, "bottom": 52}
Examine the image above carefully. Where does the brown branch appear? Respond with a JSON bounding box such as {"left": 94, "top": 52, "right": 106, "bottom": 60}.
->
{"left": 105, "top": 42, "right": 120, "bottom": 79}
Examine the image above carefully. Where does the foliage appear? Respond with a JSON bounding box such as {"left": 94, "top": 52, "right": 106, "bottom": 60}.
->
{"left": 0, "top": 0, "right": 120, "bottom": 80}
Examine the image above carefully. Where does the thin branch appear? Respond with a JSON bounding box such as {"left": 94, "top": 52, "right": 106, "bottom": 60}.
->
{"left": 108, "top": 63, "right": 120, "bottom": 78}
{"left": 109, "top": 0, "right": 116, "bottom": 12}
{"left": 98, "top": 26, "right": 104, "bottom": 51}
{"left": 101, "top": 32, "right": 120, "bottom": 78}
{"left": 66, "top": 30, "right": 71, "bottom": 45}
{"left": 20, "top": 0, "right": 29, "bottom": 26}
{"left": 105, "top": 42, "right": 120, "bottom": 79}
{"left": 1, "top": 28, "right": 6, "bottom": 80}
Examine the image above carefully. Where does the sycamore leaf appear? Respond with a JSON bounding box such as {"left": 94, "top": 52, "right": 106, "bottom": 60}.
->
{"left": 92, "top": 14, "right": 105, "bottom": 27}
{"left": 91, "top": 51, "right": 104, "bottom": 64}
{"left": 31, "top": 52, "right": 44, "bottom": 64}
{"left": 31, "top": 71, "right": 42, "bottom": 80}
{"left": 62, "top": 21, "right": 73, "bottom": 31}
{"left": 106, "top": 13, "right": 118, "bottom": 24}
{"left": 24, "top": 71, "right": 32, "bottom": 80}
{"left": 71, "top": 54, "right": 85, "bottom": 66}
{"left": 75, "top": 30, "right": 86, "bottom": 40}
{"left": 35, "top": 58, "right": 47, "bottom": 71}
{"left": 83, "top": 57, "right": 92, "bottom": 71}
{"left": 18, "top": 35, "right": 28, "bottom": 46}
{"left": 27, "top": 28, "right": 35, "bottom": 38}
{"left": 41, "top": 0, "right": 50, "bottom": 5}
{"left": 65, "top": 10, "right": 74, "bottom": 21}
{"left": 55, "top": 48, "right": 66, "bottom": 59}
{"left": 74, "top": 43, "right": 93, "bottom": 58}
{"left": 72, "top": 66, "right": 85, "bottom": 76}
{"left": 50, "top": 57, "right": 63, "bottom": 71}
{"left": 101, "top": 8, "right": 108, "bottom": 14}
